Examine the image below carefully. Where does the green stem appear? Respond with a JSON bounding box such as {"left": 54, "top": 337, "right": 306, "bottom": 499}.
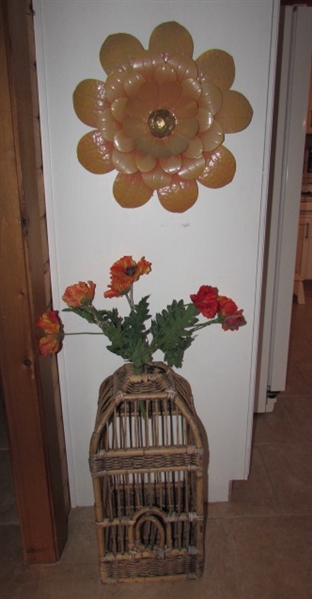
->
{"left": 125, "top": 285, "right": 135, "bottom": 311}
{"left": 189, "top": 317, "right": 222, "bottom": 333}
{"left": 65, "top": 332, "right": 104, "bottom": 336}
{"left": 90, "top": 305, "right": 111, "bottom": 335}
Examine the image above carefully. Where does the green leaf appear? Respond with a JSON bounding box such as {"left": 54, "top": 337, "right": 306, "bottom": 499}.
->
{"left": 98, "top": 308, "right": 123, "bottom": 328}
{"left": 104, "top": 296, "right": 152, "bottom": 369}
{"left": 150, "top": 300, "right": 199, "bottom": 368}
{"left": 123, "top": 296, "right": 151, "bottom": 337}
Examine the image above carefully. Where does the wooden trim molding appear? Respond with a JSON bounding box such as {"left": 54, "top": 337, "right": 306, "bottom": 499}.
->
{"left": 0, "top": 0, "right": 70, "bottom": 563}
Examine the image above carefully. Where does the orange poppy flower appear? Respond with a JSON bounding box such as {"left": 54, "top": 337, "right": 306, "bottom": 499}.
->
{"left": 62, "top": 281, "right": 96, "bottom": 308}
{"left": 37, "top": 310, "right": 64, "bottom": 356}
{"left": 104, "top": 255, "right": 151, "bottom": 297}
{"left": 73, "top": 21, "right": 253, "bottom": 212}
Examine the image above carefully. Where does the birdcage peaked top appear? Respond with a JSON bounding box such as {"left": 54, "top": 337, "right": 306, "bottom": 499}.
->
{"left": 89, "top": 361, "right": 207, "bottom": 583}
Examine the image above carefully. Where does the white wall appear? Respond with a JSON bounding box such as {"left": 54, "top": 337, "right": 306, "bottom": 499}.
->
{"left": 34, "top": 0, "right": 279, "bottom": 504}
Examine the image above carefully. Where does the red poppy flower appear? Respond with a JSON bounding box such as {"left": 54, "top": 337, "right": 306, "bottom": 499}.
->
{"left": 190, "top": 285, "right": 219, "bottom": 318}
{"left": 62, "top": 281, "right": 96, "bottom": 308}
{"left": 37, "top": 310, "right": 64, "bottom": 356}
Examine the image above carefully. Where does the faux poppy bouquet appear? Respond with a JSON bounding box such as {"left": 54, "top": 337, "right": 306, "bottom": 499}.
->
{"left": 37, "top": 255, "right": 246, "bottom": 372}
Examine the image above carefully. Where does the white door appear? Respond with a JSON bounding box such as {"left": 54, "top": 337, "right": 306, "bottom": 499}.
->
{"left": 255, "top": 6, "right": 312, "bottom": 413}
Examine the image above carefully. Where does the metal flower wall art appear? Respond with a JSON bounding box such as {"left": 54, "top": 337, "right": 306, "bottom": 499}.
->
{"left": 73, "top": 21, "right": 253, "bottom": 212}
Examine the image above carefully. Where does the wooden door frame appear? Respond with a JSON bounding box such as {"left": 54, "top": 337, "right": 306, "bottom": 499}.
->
{"left": 0, "top": 0, "right": 70, "bottom": 563}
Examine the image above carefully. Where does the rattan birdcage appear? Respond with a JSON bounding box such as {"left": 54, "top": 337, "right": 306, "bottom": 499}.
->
{"left": 89, "top": 361, "right": 208, "bottom": 583}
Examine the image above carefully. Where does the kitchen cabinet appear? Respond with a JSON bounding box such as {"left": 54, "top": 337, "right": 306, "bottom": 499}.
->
{"left": 294, "top": 218, "right": 306, "bottom": 303}
{"left": 300, "top": 212, "right": 312, "bottom": 280}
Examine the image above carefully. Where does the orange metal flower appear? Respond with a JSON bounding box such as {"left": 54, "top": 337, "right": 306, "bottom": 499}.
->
{"left": 37, "top": 310, "right": 64, "bottom": 356}
{"left": 73, "top": 21, "right": 253, "bottom": 212}
{"left": 104, "top": 255, "right": 151, "bottom": 297}
{"left": 62, "top": 281, "right": 96, "bottom": 308}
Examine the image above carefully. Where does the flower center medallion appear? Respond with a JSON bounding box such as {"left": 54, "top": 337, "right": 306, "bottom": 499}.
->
{"left": 147, "top": 109, "right": 176, "bottom": 138}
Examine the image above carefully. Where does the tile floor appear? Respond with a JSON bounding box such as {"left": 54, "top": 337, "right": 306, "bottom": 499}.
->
{"left": 1, "top": 283, "right": 311, "bottom": 598}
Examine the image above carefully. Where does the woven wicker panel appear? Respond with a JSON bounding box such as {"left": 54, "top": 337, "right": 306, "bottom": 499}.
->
{"left": 89, "top": 362, "right": 207, "bottom": 583}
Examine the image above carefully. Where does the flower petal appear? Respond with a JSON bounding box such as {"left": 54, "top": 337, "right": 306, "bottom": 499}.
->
{"left": 200, "top": 119, "right": 224, "bottom": 151}
{"left": 197, "top": 107, "right": 214, "bottom": 133}
{"left": 196, "top": 49, "right": 235, "bottom": 90}
{"left": 173, "top": 98, "right": 198, "bottom": 120}
{"left": 159, "top": 155, "right": 182, "bottom": 174}
{"left": 174, "top": 118, "right": 198, "bottom": 140}
{"left": 112, "top": 148, "right": 138, "bottom": 174}
{"left": 73, "top": 79, "right": 108, "bottom": 127}
{"left": 39, "top": 335, "right": 61, "bottom": 356}
{"left": 126, "top": 97, "right": 149, "bottom": 119}
{"left": 166, "top": 135, "right": 189, "bottom": 156}
{"left": 167, "top": 55, "right": 198, "bottom": 82}
{"left": 198, "top": 146, "right": 236, "bottom": 188}
{"left": 198, "top": 80, "right": 223, "bottom": 115}
{"left": 178, "top": 155, "right": 205, "bottom": 180}
{"left": 135, "top": 152, "right": 157, "bottom": 172}
{"left": 124, "top": 116, "right": 147, "bottom": 139}
{"left": 100, "top": 33, "right": 144, "bottom": 74}
{"left": 113, "top": 172, "right": 153, "bottom": 207}
{"left": 110, "top": 97, "right": 128, "bottom": 122}
{"left": 142, "top": 166, "right": 172, "bottom": 189}
{"left": 132, "top": 50, "right": 164, "bottom": 78}
{"left": 134, "top": 133, "right": 154, "bottom": 155}
{"left": 157, "top": 176, "right": 198, "bottom": 212}
{"left": 182, "top": 136, "right": 203, "bottom": 159}
{"left": 104, "top": 71, "right": 128, "bottom": 103}
{"left": 149, "top": 22, "right": 194, "bottom": 59}
{"left": 135, "top": 257, "right": 152, "bottom": 279}
{"left": 154, "top": 64, "right": 177, "bottom": 85}
{"left": 218, "top": 295, "right": 239, "bottom": 316}
{"left": 159, "top": 82, "right": 182, "bottom": 108}
{"left": 104, "top": 282, "right": 131, "bottom": 298}
{"left": 215, "top": 90, "right": 253, "bottom": 133}
{"left": 77, "top": 131, "right": 114, "bottom": 174}
{"left": 149, "top": 138, "right": 173, "bottom": 158}
{"left": 181, "top": 78, "right": 202, "bottom": 101}
{"left": 97, "top": 108, "right": 120, "bottom": 142}
{"left": 123, "top": 72, "right": 146, "bottom": 98}
{"left": 137, "top": 81, "right": 159, "bottom": 110}
{"left": 37, "top": 310, "right": 61, "bottom": 335}
{"left": 114, "top": 129, "right": 135, "bottom": 152}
